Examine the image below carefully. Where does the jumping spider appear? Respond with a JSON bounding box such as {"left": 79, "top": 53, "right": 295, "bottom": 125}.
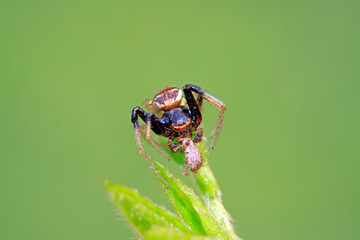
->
{"left": 131, "top": 84, "right": 226, "bottom": 185}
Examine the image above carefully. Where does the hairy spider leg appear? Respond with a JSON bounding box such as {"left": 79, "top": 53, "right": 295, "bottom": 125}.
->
{"left": 145, "top": 113, "right": 153, "bottom": 140}
{"left": 131, "top": 107, "right": 170, "bottom": 188}
{"left": 138, "top": 125, "right": 170, "bottom": 161}
{"left": 197, "top": 94, "right": 204, "bottom": 111}
{"left": 182, "top": 85, "right": 203, "bottom": 127}
{"left": 183, "top": 84, "right": 226, "bottom": 149}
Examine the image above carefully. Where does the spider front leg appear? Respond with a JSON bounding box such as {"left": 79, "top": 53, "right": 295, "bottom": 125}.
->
{"left": 183, "top": 84, "right": 226, "bottom": 149}
{"left": 131, "top": 107, "right": 170, "bottom": 187}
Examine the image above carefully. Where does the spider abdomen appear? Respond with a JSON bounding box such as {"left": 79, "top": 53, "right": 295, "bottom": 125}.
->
{"left": 154, "top": 87, "right": 182, "bottom": 111}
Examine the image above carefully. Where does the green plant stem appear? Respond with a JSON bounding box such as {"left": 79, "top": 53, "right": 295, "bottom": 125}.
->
{"left": 192, "top": 139, "right": 242, "bottom": 240}
{"left": 155, "top": 134, "right": 242, "bottom": 240}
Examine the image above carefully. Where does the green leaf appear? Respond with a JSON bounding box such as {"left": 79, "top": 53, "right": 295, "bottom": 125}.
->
{"left": 104, "top": 180, "right": 191, "bottom": 237}
{"left": 144, "top": 227, "right": 222, "bottom": 240}
{"left": 153, "top": 160, "right": 228, "bottom": 239}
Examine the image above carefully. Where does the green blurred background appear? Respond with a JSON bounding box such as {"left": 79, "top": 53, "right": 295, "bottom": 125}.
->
{"left": 1, "top": 1, "right": 359, "bottom": 239}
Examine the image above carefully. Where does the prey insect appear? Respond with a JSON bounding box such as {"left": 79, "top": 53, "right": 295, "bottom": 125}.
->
{"left": 131, "top": 84, "right": 226, "bottom": 186}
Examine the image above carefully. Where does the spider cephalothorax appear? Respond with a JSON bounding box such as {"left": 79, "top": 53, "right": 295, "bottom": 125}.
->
{"left": 131, "top": 84, "right": 226, "bottom": 185}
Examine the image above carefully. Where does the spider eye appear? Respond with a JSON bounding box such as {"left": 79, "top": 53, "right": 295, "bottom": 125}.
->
{"left": 160, "top": 117, "right": 170, "bottom": 125}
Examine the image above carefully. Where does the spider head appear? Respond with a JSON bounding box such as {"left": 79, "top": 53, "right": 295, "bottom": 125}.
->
{"left": 154, "top": 87, "right": 183, "bottom": 111}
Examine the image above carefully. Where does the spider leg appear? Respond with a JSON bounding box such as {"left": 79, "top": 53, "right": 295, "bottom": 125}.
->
{"left": 131, "top": 107, "right": 170, "bottom": 188}
{"left": 138, "top": 125, "right": 170, "bottom": 161}
{"left": 183, "top": 84, "right": 226, "bottom": 149}
{"left": 197, "top": 94, "right": 204, "bottom": 112}
{"left": 145, "top": 113, "right": 153, "bottom": 140}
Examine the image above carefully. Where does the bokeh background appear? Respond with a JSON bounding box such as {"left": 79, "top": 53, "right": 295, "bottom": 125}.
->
{"left": 1, "top": 1, "right": 359, "bottom": 239}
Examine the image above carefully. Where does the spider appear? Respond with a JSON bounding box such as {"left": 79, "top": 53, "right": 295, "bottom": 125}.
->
{"left": 131, "top": 84, "right": 226, "bottom": 185}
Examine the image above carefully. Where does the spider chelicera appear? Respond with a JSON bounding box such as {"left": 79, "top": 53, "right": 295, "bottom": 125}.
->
{"left": 131, "top": 84, "right": 226, "bottom": 185}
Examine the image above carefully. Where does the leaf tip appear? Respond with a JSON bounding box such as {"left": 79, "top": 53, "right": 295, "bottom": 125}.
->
{"left": 103, "top": 178, "right": 111, "bottom": 189}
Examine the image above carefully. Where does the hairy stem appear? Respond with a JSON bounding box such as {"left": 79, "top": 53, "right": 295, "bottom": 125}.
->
{"left": 155, "top": 134, "right": 241, "bottom": 239}
{"left": 192, "top": 139, "right": 242, "bottom": 240}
